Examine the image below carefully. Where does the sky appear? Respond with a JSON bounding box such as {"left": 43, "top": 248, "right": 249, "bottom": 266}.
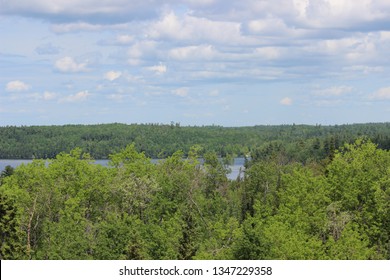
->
{"left": 1, "top": 0, "right": 390, "bottom": 126}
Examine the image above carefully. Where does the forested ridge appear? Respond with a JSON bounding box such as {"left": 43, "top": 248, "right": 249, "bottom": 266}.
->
{"left": 0, "top": 137, "right": 389, "bottom": 260}
{"left": 0, "top": 122, "right": 389, "bottom": 160}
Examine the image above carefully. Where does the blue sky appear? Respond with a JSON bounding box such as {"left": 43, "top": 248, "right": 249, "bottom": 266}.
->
{"left": 1, "top": 0, "right": 390, "bottom": 126}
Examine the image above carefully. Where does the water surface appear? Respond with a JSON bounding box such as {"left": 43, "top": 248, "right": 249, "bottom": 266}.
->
{"left": 0, "top": 158, "right": 245, "bottom": 180}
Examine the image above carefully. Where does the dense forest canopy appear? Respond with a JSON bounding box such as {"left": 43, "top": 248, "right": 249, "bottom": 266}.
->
{"left": 0, "top": 139, "right": 389, "bottom": 260}
{"left": 0, "top": 122, "right": 389, "bottom": 160}
{"left": 0, "top": 123, "right": 389, "bottom": 260}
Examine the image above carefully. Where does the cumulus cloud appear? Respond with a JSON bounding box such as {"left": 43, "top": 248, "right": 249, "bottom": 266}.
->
{"left": 2, "top": 1, "right": 390, "bottom": 33}
{"left": 254, "top": 47, "right": 281, "bottom": 60}
{"left": 298, "top": 0, "right": 388, "bottom": 29}
{"left": 6, "top": 80, "right": 31, "bottom": 92}
{"left": 169, "top": 45, "right": 216, "bottom": 61}
{"left": 280, "top": 97, "right": 293, "bottom": 105}
{"left": 55, "top": 56, "right": 88, "bottom": 73}
{"left": 2, "top": 0, "right": 390, "bottom": 124}
{"left": 369, "top": 87, "right": 390, "bottom": 100}
{"left": 245, "top": 17, "right": 306, "bottom": 37}
{"left": 147, "top": 11, "right": 244, "bottom": 45}
{"left": 146, "top": 63, "right": 167, "bottom": 74}
{"left": 60, "top": 90, "right": 91, "bottom": 102}
{"left": 0, "top": 0, "right": 161, "bottom": 23}
{"left": 104, "top": 71, "right": 122, "bottom": 81}
{"left": 127, "top": 40, "right": 158, "bottom": 65}
{"left": 28, "top": 91, "right": 58, "bottom": 101}
{"left": 116, "top": 35, "right": 134, "bottom": 44}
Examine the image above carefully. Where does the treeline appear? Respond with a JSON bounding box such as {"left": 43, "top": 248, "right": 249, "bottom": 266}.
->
{"left": 0, "top": 123, "right": 389, "bottom": 160}
{"left": 1, "top": 140, "right": 389, "bottom": 260}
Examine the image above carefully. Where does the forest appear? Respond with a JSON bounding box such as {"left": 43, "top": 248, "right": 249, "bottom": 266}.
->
{"left": 0, "top": 122, "right": 390, "bottom": 160}
{"left": 0, "top": 125, "right": 389, "bottom": 259}
{"left": 0, "top": 132, "right": 390, "bottom": 260}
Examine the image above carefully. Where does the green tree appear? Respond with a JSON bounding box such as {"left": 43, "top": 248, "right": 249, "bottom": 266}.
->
{"left": 326, "top": 139, "right": 390, "bottom": 258}
{"left": 0, "top": 192, "right": 25, "bottom": 259}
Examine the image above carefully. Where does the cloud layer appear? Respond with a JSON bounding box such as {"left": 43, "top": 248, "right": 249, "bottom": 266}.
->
{"left": 1, "top": 0, "right": 389, "bottom": 125}
{"left": 54, "top": 57, "right": 88, "bottom": 73}
{"left": 6, "top": 81, "right": 31, "bottom": 92}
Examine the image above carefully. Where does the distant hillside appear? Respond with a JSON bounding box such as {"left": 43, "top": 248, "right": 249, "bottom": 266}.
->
{"left": 0, "top": 123, "right": 389, "bottom": 160}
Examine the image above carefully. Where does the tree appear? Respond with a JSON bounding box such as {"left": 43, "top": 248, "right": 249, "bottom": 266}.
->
{"left": 1, "top": 165, "right": 14, "bottom": 180}
{"left": 325, "top": 139, "right": 390, "bottom": 258}
{"left": 0, "top": 192, "right": 25, "bottom": 259}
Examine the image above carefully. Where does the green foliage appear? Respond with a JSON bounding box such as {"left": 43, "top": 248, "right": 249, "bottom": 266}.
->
{"left": 325, "top": 222, "right": 375, "bottom": 260}
{"left": 232, "top": 215, "right": 270, "bottom": 259}
{"left": 0, "top": 123, "right": 389, "bottom": 160}
{"left": 0, "top": 138, "right": 389, "bottom": 260}
{"left": 0, "top": 165, "right": 14, "bottom": 180}
{"left": 0, "top": 192, "right": 25, "bottom": 259}
{"left": 194, "top": 217, "right": 239, "bottom": 260}
{"left": 94, "top": 213, "right": 150, "bottom": 260}
{"left": 203, "top": 151, "right": 229, "bottom": 198}
{"left": 326, "top": 139, "right": 390, "bottom": 258}
{"left": 262, "top": 220, "right": 325, "bottom": 259}
{"left": 241, "top": 160, "right": 284, "bottom": 219}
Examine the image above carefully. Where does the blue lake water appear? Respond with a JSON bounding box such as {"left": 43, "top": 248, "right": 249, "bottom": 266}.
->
{"left": 0, "top": 159, "right": 33, "bottom": 171}
{"left": 0, "top": 158, "right": 245, "bottom": 180}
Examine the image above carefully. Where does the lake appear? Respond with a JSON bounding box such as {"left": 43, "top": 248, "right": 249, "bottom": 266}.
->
{"left": 0, "top": 158, "right": 246, "bottom": 180}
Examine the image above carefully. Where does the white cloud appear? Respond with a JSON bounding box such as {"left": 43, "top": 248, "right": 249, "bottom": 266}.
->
{"left": 343, "top": 65, "right": 384, "bottom": 74}
{"left": 27, "top": 91, "right": 58, "bottom": 101}
{"left": 51, "top": 22, "right": 128, "bottom": 33}
{"left": 0, "top": 1, "right": 161, "bottom": 22}
{"left": 116, "top": 34, "right": 134, "bottom": 44}
{"left": 379, "top": 31, "right": 390, "bottom": 41}
{"left": 310, "top": 38, "right": 360, "bottom": 56}
{"left": 248, "top": 18, "right": 280, "bottom": 34}
{"left": 183, "top": 0, "right": 217, "bottom": 6}
{"left": 369, "top": 87, "right": 390, "bottom": 100}
{"left": 43, "top": 91, "right": 57, "bottom": 100}
{"left": 1, "top": 1, "right": 390, "bottom": 127}
{"left": 127, "top": 40, "right": 158, "bottom": 65}
{"left": 60, "top": 90, "right": 91, "bottom": 103}
{"left": 55, "top": 56, "right": 88, "bottom": 73}
{"left": 302, "top": 32, "right": 382, "bottom": 65}
{"left": 146, "top": 63, "right": 167, "bottom": 74}
{"left": 147, "top": 11, "right": 244, "bottom": 45}
{"left": 173, "top": 87, "right": 189, "bottom": 97}
{"left": 254, "top": 47, "right": 281, "bottom": 60}
{"left": 2, "top": 1, "right": 390, "bottom": 33}
{"left": 169, "top": 45, "right": 216, "bottom": 61}
{"left": 295, "top": 0, "right": 387, "bottom": 28}
{"left": 280, "top": 97, "right": 293, "bottom": 105}
{"left": 6, "top": 80, "right": 31, "bottom": 92}
{"left": 104, "top": 71, "right": 122, "bottom": 81}
{"left": 246, "top": 17, "right": 306, "bottom": 37}
{"left": 314, "top": 86, "right": 353, "bottom": 97}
